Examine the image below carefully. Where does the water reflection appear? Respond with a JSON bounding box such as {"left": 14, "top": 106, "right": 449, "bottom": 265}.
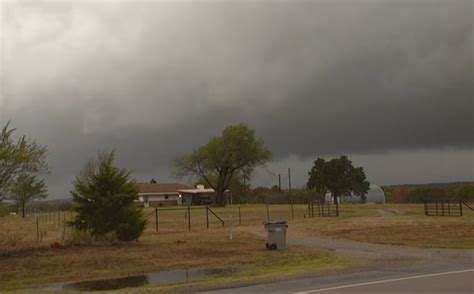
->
{"left": 41, "top": 269, "right": 212, "bottom": 291}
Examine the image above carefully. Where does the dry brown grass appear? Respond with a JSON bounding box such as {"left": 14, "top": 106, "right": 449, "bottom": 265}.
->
{"left": 0, "top": 212, "right": 73, "bottom": 256}
{"left": 291, "top": 204, "right": 474, "bottom": 248}
{"left": 0, "top": 226, "right": 344, "bottom": 291}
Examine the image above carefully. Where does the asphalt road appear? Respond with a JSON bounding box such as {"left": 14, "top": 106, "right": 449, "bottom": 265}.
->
{"left": 205, "top": 268, "right": 473, "bottom": 294}
{"left": 296, "top": 269, "right": 474, "bottom": 294}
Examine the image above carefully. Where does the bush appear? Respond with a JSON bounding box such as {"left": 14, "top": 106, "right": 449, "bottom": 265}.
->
{"left": 0, "top": 203, "right": 9, "bottom": 216}
{"left": 454, "top": 185, "right": 474, "bottom": 202}
{"left": 69, "top": 151, "right": 146, "bottom": 242}
{"left": 409, "top": 187, "right": 448, "bottom": 202}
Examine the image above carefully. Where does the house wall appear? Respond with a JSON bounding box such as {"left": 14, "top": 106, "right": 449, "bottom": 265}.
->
{"left": 180, "top": 193, "right": 213, "bottom": 206}
{"left": 139, "top": 193, "right": 179, "bottom": 207}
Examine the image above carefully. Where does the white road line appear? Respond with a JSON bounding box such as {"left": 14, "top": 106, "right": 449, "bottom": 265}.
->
{"left": 294, "top": 268, "right": 474, "bottom": 294}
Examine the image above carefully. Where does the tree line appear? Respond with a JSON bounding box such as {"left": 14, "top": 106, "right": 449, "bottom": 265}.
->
{"left": 385, "top": 185, "right": 474, "bottom": 203}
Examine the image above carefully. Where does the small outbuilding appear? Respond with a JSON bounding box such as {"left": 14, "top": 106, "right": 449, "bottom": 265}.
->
{"left": 342, "top": 184, "right": 386, "bottom": 204}
{"left": 325, "top": 184, "right": 386, "bottom": 204}
{"left": 178, "top": 185, "right": 232, "bottom": 206}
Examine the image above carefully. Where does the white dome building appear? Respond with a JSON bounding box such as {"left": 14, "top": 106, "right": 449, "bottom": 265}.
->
{"left": 345, "top": 184, "right": 386, "bottom": 204}
{"left": 325, "top": 184, "right": 386, "bottom": 204}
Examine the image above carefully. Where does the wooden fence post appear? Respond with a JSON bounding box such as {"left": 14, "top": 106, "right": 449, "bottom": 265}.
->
{"left": 206, "top": 206, "right": 209, "bottom": 229}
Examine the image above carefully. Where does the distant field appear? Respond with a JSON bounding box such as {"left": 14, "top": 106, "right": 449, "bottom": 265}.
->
{"left": 0, "top": 203, "right": 472, "bottom": 292}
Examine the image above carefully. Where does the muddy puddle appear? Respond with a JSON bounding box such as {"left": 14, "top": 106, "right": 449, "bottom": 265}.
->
{"left": 40, "top": 268, "right": 214, "bottom": 291}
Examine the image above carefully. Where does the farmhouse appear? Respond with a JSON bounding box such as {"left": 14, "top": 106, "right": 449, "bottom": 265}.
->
{"left": 136, "top": 181, "right": 223, "bottom": 207}
{"left": 137, "top": 182, "right": 191, "bottom": 207}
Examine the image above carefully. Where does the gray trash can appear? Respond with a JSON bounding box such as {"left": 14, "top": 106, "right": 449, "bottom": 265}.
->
{"left": 264, "top": 220, "right": 288, "bottom": 250}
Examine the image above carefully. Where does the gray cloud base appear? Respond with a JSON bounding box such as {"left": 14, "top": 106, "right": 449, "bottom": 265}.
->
{"left": 1, "top": 1, "right": 472, "bottom": 197}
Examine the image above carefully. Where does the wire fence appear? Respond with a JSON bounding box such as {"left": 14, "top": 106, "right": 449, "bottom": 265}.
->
{"left": 0, "top": 210, "right": 77, "bottom": 255}
{"left": 1, "top": 203, "right": 327, "bottom": 255}
{"left": 143, "top": 203, "right": 315, "bottom": 233}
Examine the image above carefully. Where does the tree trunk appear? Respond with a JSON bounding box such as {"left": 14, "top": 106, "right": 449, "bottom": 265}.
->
{"left": 218, "top": 190, "right": 226, "bottom": 206}
{"left": 333, "top": 194, "right": 338, "bottom": 205}
{"left": 22, "top": 203, "right": 25, "bottom": 218}
{"left": 214, "top": 188, "right": 226, "bottom": 207}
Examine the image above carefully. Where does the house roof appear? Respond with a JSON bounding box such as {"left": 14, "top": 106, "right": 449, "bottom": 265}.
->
{"left": 177, "top": 188, "right": 230, "bottom": 194}
{"left": 137, "top": 183, "right": 192, "bottom": 195}
{"left": 177, "top": 188, "right": 216, "bottom": 194}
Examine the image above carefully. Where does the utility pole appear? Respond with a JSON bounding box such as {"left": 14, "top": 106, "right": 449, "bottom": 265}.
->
{"left": 288, "top": 168, "right": 291, "bottom": 197}
{"left": 278, "top": 174, "right": 281, "bottom": 191}
{"left": 288, "top": 168, "right": 292, "bottom": 196}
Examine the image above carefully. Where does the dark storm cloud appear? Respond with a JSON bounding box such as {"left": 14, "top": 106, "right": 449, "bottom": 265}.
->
{"left": 1, "top": 0, "right": 473, "bottom": 196}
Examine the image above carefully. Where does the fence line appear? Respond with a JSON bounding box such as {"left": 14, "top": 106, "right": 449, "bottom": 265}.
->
{"left": 5, "top": 203, "right": 322, "bottom": 245}
{"left": 146, "top": 203, "right": 314, "bottom": 233}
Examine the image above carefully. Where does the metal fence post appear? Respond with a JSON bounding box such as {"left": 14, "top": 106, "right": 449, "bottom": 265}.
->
{"left": 290, "top": 198, "right": 294, "bottom": 220}
{"left": 460, "top": 200, "right": 463, "bottom": 216}
{"left": 36, "top": 216, "right": 39, "bottom": 242}
{"left": 188, "top": 205, "right": 191, "bottom": 231}
{"left": 206, "top": 206, "right": 209, "bottom": 229}
{"left": 155, "top": 207, "right": 159, "bottom": 232}
{"left": 238, "top": 205, "right": 241, "bottom": 225}
{"left": 266, "top": 202, "right": 270, "bottom": 221}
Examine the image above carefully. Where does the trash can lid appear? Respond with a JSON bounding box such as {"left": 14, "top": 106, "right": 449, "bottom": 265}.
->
{"left": 263, "top": 220, "right": 287, "bottom": 225}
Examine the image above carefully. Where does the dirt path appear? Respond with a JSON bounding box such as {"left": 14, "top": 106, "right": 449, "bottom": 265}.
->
{"left": 249, "top": 227, "right": 473, "bottom": 270}
{"left": 376, "top": 208, "right": 400, "bottom": 217}
{"left": 288, "top": 231, "right": 473, "bottom": 269}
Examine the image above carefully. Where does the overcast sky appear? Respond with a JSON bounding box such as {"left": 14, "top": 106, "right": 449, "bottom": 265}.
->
{"left": 1, "top": 0, "right": 473, "bottom": 199}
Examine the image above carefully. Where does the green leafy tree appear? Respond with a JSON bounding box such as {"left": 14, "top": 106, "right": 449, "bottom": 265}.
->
{"left": 175, "top": 124, "right": 271, "bottom": 206}
{"left": 9, "top": 174, "right": 47, "bottom": 217}
{"left": 70, "top": 151, "right": 146, "bottom": 241}
{"left": 409, "top": 187, "right": 448, "bottom": 202}
{"left": 0, "top": 121, "right": 49, "bottom": 200}
{"left": 307, "top": 156, "right": 370, "bottom": 204}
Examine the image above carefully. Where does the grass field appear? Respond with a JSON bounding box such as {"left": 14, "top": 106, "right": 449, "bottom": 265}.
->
{"left": 291, "top": 204, "right": 474, "bottom": 248}
{"left": 143, "top": 203, "right": 474, "bottom": 248}
{"left": 0, "top": 203, "right": 472, "bottom": 292}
